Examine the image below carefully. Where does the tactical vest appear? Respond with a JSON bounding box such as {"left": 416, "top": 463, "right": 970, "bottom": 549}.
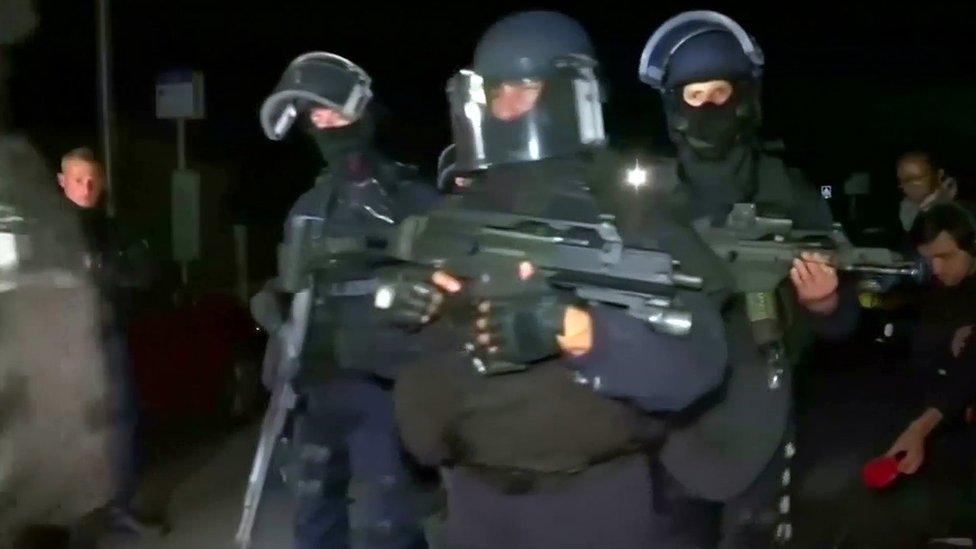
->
{"left": 284, "top": 160, "right": 436, "bottom": 386}
{"left": 644, "top": 152, "right": 831, "bottom": 502}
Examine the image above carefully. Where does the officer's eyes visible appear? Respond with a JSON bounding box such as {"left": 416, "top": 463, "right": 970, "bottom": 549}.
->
{"left": 495, "top": 80, "right": 542, "bottom": 94}
{"left": 683, "top": 91, "right": 704, "bottom": 107}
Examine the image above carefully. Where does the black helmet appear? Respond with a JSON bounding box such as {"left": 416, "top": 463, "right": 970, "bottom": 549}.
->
{"left": 260, "top": 52, "right": 373, "bottom": 141}
{"left": 449, "top": 11, "right": 605, "bottom": 172}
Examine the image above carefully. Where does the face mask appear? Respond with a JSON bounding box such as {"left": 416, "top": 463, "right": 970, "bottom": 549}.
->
{"left": 664, "top": 80, "right": 759, "bottom": 161}
{"left": 303, "top": 111, "right": 375, "bottom": 166}
{"left": 676, "top": 100, "right": 740, "bottom": 160}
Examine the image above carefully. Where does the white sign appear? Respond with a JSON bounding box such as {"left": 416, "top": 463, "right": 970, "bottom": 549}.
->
{"left": 156, "top": 70, "right": 205, "bottom": 119}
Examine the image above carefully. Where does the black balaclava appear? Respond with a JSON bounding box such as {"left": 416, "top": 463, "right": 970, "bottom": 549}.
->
{"left": 302, "top": 105, "right": 377, "bottom": 175}
{"left": 662, "top": 30, "right": 762, "bottom": 223}
{"left": 662, "top": 30, "right": 760, "bottom": 163}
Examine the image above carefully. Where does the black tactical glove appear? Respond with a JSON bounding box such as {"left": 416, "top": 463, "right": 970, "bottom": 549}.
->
{"left": 473, "top": 290, "right": 573, "bottom": 365}
{"left": 374, "top": 266, "right": 446, "bottom": 330}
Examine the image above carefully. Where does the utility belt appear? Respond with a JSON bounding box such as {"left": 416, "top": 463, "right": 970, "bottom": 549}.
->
{"left": 305, "top": 276, "right": 381, "bottom": 333}
{"left": 300, "top": 276, "right": 411, "bottom": 384}
{"left": 456, "top": 447, "right": 644, "bottom": 495}
{"left": 294, "top": 370, "right": 395, "bottom": 394}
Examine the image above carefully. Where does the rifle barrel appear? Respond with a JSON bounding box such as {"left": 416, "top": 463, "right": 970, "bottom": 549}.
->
{"left": 841, "top": 264, "right": 921, "bottom": 277}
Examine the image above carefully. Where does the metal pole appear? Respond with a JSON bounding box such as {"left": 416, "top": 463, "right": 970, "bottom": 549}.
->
{"left": 177, "top": 118, "right": 188, "bottom": 286}
{"left": 96, "top": 0, "right": 115, "bottom": 216}
{"left": 177, "top": 118, "right": 186, "bottom": 170}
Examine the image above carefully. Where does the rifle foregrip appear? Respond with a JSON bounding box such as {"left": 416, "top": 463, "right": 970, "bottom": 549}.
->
{"left": 672, "top": 272, "right": 704, "bottom": 290}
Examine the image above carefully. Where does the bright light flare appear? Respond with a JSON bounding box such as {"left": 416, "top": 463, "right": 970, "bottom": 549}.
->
{"left": 625, "top": 161, "right": 648, "bottom": 189}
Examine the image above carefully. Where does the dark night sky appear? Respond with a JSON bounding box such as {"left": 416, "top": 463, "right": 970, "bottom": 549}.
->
{"left": 7, "top": 0, "right": 976, "bottom": 231}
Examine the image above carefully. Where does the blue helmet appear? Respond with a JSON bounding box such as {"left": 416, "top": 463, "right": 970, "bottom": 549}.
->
{"left": 449, "top": 11, "right": 606, "bottom": 172}
{"left": 473, "top": 11, "right": 596, "bottom": 79}
{"left": 638, "top": 10, "right": 763, "bottom": 91}
{"left": 638, "top": 11, "right": 765, "bottom": 159}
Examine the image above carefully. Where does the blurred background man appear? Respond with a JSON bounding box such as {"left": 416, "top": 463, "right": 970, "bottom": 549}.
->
{"left": 57, "top": 146, "right": 156, "bottom": 536}
{"left": 897, "top": 151, "right": 958, "bottom": 233}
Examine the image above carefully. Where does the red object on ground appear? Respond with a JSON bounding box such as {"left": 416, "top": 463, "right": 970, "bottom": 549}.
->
{"left": 862, "top": 456, "right": 901, "bottom": 489}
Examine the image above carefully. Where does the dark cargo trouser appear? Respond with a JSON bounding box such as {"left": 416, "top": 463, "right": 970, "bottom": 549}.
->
{"left": 441, "top": 454, "right": 656, "bottom": 549}
{"left": 647, "top": 442, "right": 794, "bottom": 549}
{"left": 103, "top": 325, "right": 140, "bottom": 512}
{"left": 291, "top": 377, "right": 428, "bottom": 549}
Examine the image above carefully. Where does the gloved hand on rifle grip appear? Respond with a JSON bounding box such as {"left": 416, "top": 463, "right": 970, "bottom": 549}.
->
{"left": 375, "top": 266, "right": 461, "bottom": 330}
{"left": 473, "top": 287, "right": 585, "bottom": 364}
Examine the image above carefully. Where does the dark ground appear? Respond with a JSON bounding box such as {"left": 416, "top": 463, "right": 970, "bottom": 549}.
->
{"left": 95, "top": 324, "right": 976, "bottom": 548}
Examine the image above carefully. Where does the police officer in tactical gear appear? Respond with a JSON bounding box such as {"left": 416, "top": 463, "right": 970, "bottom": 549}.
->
{"left": 637, "top": 11, "right": 858, "bottom": 547}
{"left": 390, "top": 11, "right": 730, "bottom": 549}
{"left": 639, "top": 10, "right": 833, "bottom": 230}
{"left": 258, "top": 51, "right": 439, "bottom": 549}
